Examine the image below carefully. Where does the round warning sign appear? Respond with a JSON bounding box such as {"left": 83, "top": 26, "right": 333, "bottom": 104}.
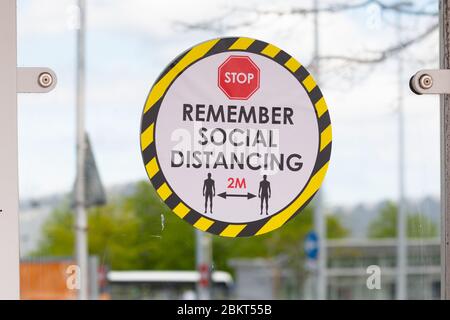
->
{"left": 140, "top": 37, "right": 332, "bottom": 237}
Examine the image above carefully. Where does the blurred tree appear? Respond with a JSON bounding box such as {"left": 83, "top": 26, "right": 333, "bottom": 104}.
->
{"left": 178, "top": 2, "right": 438, "bottom": 68}
{"left": 34, "top": 181, "right": 348, "bottom": 273}
{"left": 368, "top": 201, "right": 438, "bottom": 239}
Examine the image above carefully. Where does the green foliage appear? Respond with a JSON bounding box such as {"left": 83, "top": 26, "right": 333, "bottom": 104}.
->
{"left": 368, "top": 201, "right": 438, "bottom": 239}
{"left": 34, "top": 181, "right": 348, "bottom": 272}
{"left": 407, "top": 213, "right": 438, "bottom": 239}
{"left": 36, "top": 207, "right": 74, "bottom": 256}
{"left": 327, "top": 214, "right": 349, "bottom": 239}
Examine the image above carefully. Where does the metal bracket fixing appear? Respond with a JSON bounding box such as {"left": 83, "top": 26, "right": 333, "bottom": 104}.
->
{"left": 17, "top": 67, "right": 57, "bottom": 93}
{"left": 410, "top": 69, "right": 450, "bottom": 95}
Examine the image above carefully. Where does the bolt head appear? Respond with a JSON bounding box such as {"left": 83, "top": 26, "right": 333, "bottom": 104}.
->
{"left": 418, "top": 74, "right": 433, "bottom": 90}
{"left": 38, "top": 72, "right": 54, "bottom": 88}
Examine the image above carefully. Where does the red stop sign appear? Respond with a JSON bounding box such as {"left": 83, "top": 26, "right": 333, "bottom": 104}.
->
{"left": 218, "top": 55, "right": 260, "bottom": 100}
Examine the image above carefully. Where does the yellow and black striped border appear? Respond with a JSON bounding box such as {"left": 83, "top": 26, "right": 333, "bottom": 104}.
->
{"left": 140, "top": 37, "right": 332, "bottom": 237}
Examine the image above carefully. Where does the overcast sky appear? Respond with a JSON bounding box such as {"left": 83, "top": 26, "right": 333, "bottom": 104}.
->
{"left": 16, "top": 0, "right": 439, "bottom": 207}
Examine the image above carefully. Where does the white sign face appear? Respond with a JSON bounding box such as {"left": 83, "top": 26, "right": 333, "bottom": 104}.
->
{"left": 140, "top": 37, "right": 332, "bottom": 237}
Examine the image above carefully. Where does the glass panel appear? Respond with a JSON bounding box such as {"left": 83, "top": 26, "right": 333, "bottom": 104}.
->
{"left": 16, "top": 0, "right": 440, "bottom": 299}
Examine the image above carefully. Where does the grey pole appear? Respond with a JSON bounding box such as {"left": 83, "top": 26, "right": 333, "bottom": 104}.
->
{"left": 313, "top": 0, "right": 327, "bottom": 300}
{"left": 440, "top": 0, "right": 450, "bottom": 300}
{"left": 396, "top": 8, "right": 407, "bottom": 301}
{"left": 196, "top": 230, "right": 212, "bottom": 299}
{"left": 75, "top": 0, "right": 89, "bottom": 300}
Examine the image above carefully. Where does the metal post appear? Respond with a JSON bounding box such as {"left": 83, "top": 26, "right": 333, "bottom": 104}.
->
{"left": 313, "top": 0, "right": 327, "bottom": 300}
{"left": 196, "top": 230, "right": 212, "bottom": 299}
{"left": 88, "top": 256, "right": 99, "bottom": 300}
{"left": 396, "top": 9, "right": 407, "bottom": 301}
{"left": 440, "top": 0, "right": 450, "bottom": 300}
{"left": 0, "top": 0, "right": 20, "bottom": 300}
{"left": 75, "top": 0, "right": 89, "bottom": 300}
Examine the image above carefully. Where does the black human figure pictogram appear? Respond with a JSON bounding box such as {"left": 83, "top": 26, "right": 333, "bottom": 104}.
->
{"left": 258, "top": 175, "right": 271, "bottom": 215}
{"left": 203, "top": 173, "right": 215, "bottom": 214}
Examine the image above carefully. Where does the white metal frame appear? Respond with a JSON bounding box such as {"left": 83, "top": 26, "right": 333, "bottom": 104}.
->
{"left": 0, "top": 0, "right": 56, "bottom": 299}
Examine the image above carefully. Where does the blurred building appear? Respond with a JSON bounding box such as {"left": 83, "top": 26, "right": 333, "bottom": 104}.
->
{"left": 19, "top": 196, "right": 63, "bottom": 256}
{"left": 230, "top": 238, "right": 440, "bottom": 300}
{"left": 20, "top": 257, "right": 103, "bottom": 300}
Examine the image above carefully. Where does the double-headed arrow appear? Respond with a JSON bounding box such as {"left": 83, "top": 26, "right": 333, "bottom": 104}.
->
{"left": 218, "top": 192, "right": 256, "bottom": 200}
